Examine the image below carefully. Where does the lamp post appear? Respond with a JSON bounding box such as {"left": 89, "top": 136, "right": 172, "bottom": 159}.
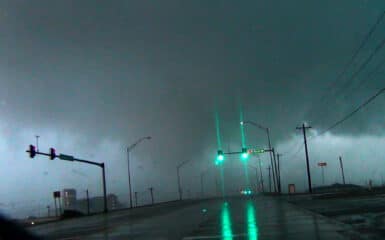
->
{"left": 127, "top": 136, "right": 151, "bottom": 209}
{"left": 177, "top": 159, "right": 192, "bottom": 200}
{"left": 241, "top": 120, "right": 278, "bottom": 192}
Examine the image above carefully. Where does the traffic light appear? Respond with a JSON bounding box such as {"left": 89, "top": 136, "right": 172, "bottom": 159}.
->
{"left": 28, "top": 145, "right": 36, "bottom": 158}
{"left": 217, "top": 150, "right": 224, "bottom": 162}
{"left": 49, "top": 148, "right": 56, "bottom": 160}
{"left": 241, "top": 148, "right": 249, "bottom": 160}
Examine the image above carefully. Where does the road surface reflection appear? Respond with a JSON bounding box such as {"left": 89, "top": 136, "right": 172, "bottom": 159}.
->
{"left": 220, "top": 200, "right": 259, "bottom": 239}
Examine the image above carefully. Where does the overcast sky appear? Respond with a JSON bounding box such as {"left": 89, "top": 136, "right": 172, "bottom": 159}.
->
{"left": 0, "top": 1, "right": 384, "bottom": 217}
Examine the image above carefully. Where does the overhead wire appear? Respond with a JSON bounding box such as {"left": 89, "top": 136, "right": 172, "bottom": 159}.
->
{"left": 342, "top": 57, "right": 385, "bottom": 100}
{"left": 316, "top": 87, "right": 385, "bottom": 136}
{"left": 280, "top": 10, "right": 385, "bottom": 159}
{"left": 306, "top": 10, "right": 385, "bottom": 121}
{"left": 331, "top": 36, "right": 385, "bottom": 98}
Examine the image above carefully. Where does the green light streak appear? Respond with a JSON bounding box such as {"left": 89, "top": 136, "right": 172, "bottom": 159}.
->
{"left": 221, "top": 203, "right": 233, "bottom": 240}
{"left": 239, "top": 107, "right": 246, "bottom": 148}
{"left": 215, "top": 111, "right": 222, "bottom": 150}
{"left": 246, "top": 202, "right": 258, "bottom": 240}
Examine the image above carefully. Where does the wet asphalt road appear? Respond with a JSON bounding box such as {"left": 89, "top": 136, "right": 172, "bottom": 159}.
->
{"left": 29, "top": 196, "right": 359, "bottom": 240}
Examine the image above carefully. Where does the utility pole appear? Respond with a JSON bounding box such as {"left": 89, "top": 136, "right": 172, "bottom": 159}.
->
{"left": 267, "top": 166, "right": 272, "bottom": 192}
{"left": 296, "top": 123, "right": 313, "bottom": 194}
{"left": 149, "top": 187, "right": 154, "bottom": 205}
{"left": 339, "top": 156, "right": 346, "bottom": 185}
{"left": 86, "top": 189, "right": 90, "bottom": 215}
{"left": 134, "top": 192, "right": 138, "bottom": 207}
{"left": 277, "top": 153, "right": 282, "bottom": 193}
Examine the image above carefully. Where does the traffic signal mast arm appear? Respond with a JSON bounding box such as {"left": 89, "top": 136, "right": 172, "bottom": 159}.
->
{"left": 26, "top": 147, "right": 103, "bottom": 168}
{"left": 25, "top": 144, "right": 107, "bottom": 213}
{"left": 220, "top": 148, "right": 273, "bottom": 155}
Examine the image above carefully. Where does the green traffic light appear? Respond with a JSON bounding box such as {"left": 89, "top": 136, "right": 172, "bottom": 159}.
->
{"left": 241, "top": 152, "right": 249, "bottom": 160}
{"left": 217, "top": 154, "right": 224, "bottom": 161}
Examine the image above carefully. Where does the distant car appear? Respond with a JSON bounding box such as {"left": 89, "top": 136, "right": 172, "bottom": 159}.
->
{"left": 240, "top": 189, "right": 253, "bottom": 196}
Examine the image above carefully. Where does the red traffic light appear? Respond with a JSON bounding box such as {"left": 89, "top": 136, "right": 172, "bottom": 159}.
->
{"left": 49, "top": 148, "right": 56, "bottom": 160}
{"left": 28, "top": 145, "right": 36, "bottom": 158}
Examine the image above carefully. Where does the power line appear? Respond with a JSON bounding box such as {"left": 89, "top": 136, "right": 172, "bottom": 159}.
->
{"left": 317, "top": 87, "right": 385, "bottom": 136}
{"left": 306, "top": 10, "right": 385, "bottom": 119}
{"left": 286, "top": 86, "right": 384, "bottom": 158}
{"left": 283, "top": 11, "right": 385, "bottom": 160}
{"left": 343, "top": 58, "right": 385, "bottom": 99}
{"left": 332, "top": 36, "right": 385, "bottom": 98}
{"left": 286, "top": 143, "right": 304, "bottom": 161}
{"left": 326, "top": 10, "right": 385, "bottom": 94}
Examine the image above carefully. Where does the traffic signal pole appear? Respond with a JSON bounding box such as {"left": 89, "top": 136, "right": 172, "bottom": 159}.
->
{"left": 26, "top": 147, "right": 109, "bottom": 213}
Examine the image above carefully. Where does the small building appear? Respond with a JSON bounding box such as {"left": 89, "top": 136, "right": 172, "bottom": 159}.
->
{"left": 62, "top": 189, "right": 77, "bottom": 209}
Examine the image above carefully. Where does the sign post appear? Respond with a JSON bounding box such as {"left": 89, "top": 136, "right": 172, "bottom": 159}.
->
{"left": 288, "top": 184, "right": 296, "bottom": 194}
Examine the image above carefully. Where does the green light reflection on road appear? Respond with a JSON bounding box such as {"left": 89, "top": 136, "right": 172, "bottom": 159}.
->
{"left": 247, "top": 201, "right": 258, "bottom": 240}
{"left": 221, "top": 203, "right": 233, "bottom": 240}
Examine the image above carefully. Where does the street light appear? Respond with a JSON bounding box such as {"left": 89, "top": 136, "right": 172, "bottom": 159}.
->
{"left": 177, "top": 159, "right": 192, "bottom": 200}
{"left": 241, "top": 120, "right": 278, "bottom": 192}
{"left": 127, "top": 136, "right": 151, "bottom": 209}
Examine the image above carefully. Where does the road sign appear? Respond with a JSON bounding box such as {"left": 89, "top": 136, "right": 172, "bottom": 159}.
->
{"left": 59, "top": 154, "right": 75, "bottom": 161}
{"left": 53, "top": 191, "right": 61, "bottom": 198}
{"left": 317, "top": 162, "right": 327, "bottom": 167}
{"left": 247, "top": 149, "right": 265, "bottom": 154}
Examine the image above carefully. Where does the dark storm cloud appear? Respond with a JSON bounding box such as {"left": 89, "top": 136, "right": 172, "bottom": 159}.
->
{"left": 0, "top": 0, "right": 385, "bottom": 215}
{"left": 1, "top": 0, "right": 384, "bottom": 139}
